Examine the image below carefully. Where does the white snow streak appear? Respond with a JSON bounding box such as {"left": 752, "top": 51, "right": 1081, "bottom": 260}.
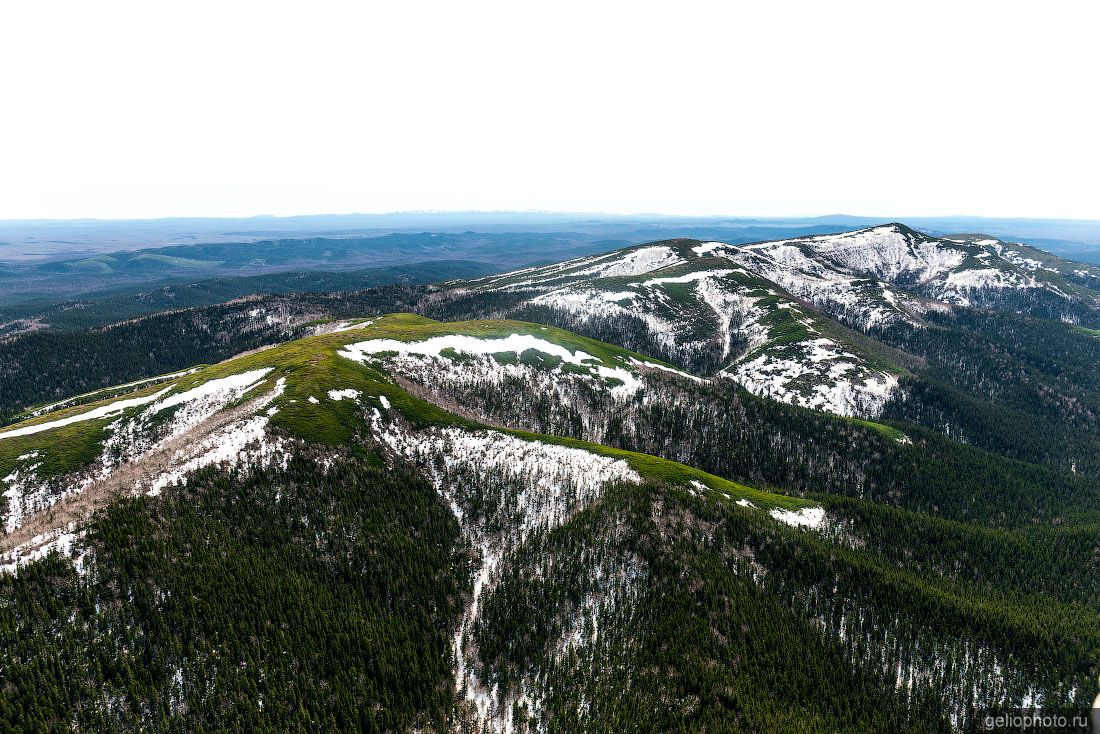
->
{"left": 0, "top": 387, "right": 172, "bottom": 440}
{"left": 369, "top": 413, "right": 640, "bottom": 733}
{"left": 342, "top": 333, "right": 593, "bottom": 365}
{"left": 150, "top": 368, "right": 272, "bottom": 427}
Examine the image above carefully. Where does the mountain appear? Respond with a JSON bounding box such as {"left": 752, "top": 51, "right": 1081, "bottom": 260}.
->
{"left": 468, "top": 222, "right": 1100, "bottom": 329}
{"left": 458, "top": 236, "right": 905, "bottom": 417}
{"left": 0, "top": 315, "right": 803, "bottom": 567}
{"left": 2, "top": 313, "right": 1097, "bottom": 732}
{"left": 720, "top": 224, "right": 1100, "bottom": 320}
{"left": 448, "top": 224, "right": 1100, "bottom": 420}
{"left": 11, "top": 212, "right": 1098, "bottom": 309}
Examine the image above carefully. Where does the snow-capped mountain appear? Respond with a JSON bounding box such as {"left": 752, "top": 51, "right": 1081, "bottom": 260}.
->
{"left": 459, "top": 239, "right": 904, "bottom": 417}
{"left": 455, "top": 224, "right": 1100, "bottom": 418}
{"left": 721, "top": 223, "right": 1100, "bottom": 319}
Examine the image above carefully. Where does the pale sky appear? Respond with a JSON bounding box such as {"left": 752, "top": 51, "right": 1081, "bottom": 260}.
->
{"left": 1, "top": 0, "right": 1098, "bottom": 221}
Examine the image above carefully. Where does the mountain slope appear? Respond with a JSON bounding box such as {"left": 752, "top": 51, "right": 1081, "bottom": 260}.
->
{"left": 1, "top": 314, "right": 1096, "bottom": 732}
{"left": 0, "top": 315, "right": 805, "bottom": 572}
{"left": 721, "top": 224, "right": 1100, "bottom": 323}
{"left": 446, "top": 224, "right": 1100, "bottom": 426}
{"left": 462, "top": 241, "right": 911, "bottom": 417}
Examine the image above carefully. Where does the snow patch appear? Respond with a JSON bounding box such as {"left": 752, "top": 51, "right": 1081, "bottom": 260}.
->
{"left": 342, "top": 332, "right": 594, "bottom": 366}
{"left": 342, "top": 332, "right": 644, "bottom": 398}
{"left": 2, "top": 462, "right": 42, "bottom": 532}
{"left": 147, "top": 413, "right": 288, "bottom": 496}
{"left": 327, "top": 388, "right": 361, "bottom": 402}
{"left": 490, "top": 246, "right": 684, "bottom": 291}
{"left": 151, "top": 369, "right": 272, "bottom": 420}
{"left": 527, "top": 287, "right": 680, "bottom": 350}
{"left": 641, "top": 269, "right": 734, "bottom": 288}
{"left": 0, "top": 387, "right": 172, "bottom": 440}
{"left": 944, "top": 268, "right": 1039, "bottom": 293}
{"left": 1, "top": 522, "right": 88, "bottom": 576}
{"left": 692, "top": 241, "right": 726, "bottom": 256}
{"left": 569, "top": 246, "right": 684, "bottom": 279}
{"left": 770, "top": 506, "right": 826, "bottom": 529}
{"left": 332, "top": 319, "right": 375, "bottom": 332}
{"left": 726, "top": 338, "right": 899, "bottom": 418}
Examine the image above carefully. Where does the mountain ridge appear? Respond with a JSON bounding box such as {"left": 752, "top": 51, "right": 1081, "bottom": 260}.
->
{"left": 2, "top": 311, "right": 1097, "bottom": 731}
{"left": 3, "top": 226, "right": 1100, "bottom": 731}
{"left": 444, "top": 223, "right": 1100, "bottom": 419}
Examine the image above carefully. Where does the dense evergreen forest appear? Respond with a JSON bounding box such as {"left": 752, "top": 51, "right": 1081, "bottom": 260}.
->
{"left": 10, "top": 446, "right": 1066, "bottom": 733}
{"left": 0, "top": 453, "right": 466, "bottom": 733}
{"left": 371, "top": 340, "right": 1099, "bottom": 727}
{"left": 395, "top": 357, "right": 1100, "bottom": 526}
{"left": 0, "top": 259, "right": 498, "bottom": 332}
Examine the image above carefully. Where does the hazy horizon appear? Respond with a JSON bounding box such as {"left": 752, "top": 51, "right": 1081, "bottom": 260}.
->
{"left": 3, "top": 209, "right": 1100, "bottom": 225}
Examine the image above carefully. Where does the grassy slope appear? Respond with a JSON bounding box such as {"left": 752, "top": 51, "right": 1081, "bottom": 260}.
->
{"left": 0, "top": 314, "right": 810, "bottom": 515}
{"left": 0, "top": 381, "right": 176, "bottom": 480}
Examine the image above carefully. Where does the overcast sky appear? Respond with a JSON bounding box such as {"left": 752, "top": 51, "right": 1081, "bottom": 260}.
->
{"left": 1, "top": 1, "right": 1097, "bottom": 221}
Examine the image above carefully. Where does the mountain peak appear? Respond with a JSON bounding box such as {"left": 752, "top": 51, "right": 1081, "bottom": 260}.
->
{"left": 872, "top": 222, "right": 921, "bottom": 237}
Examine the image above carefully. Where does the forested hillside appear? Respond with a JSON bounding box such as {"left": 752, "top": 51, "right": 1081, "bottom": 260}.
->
{"left": 2, "top": 226, "right": 1100, "bottom": 732}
